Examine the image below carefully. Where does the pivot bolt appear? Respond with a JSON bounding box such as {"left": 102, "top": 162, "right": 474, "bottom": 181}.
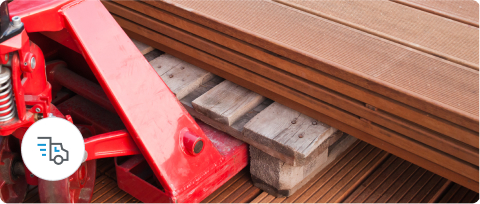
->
{"left": 30, "top": 57, "right": 36, "bottom": 69}
{"left": 35, "top": 108, "right": 41, "bottom": 113}
{"left": 12, "top": 16, "right": 22, "bottom": 28}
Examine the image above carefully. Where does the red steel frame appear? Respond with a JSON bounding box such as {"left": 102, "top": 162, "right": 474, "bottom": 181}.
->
{"left": 6, "top": 0, "right": 248, "bottom": 202}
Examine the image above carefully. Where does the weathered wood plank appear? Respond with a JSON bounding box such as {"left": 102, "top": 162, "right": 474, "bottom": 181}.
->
{"left": 244, "top": 102, "right": 341, "bottom": 166}
{"left": 131, "top": 38, "right": 154, "bottom": 55}
{"left": 192, "top": 80, "right": 265, "bottom": 126}
{"left": 150, "top": 54, "right": 214, "bottom": 99}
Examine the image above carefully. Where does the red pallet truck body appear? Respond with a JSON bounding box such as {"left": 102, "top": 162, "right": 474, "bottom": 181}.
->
{"left": 0, "top": 0, "right": 248, "bottom": 202}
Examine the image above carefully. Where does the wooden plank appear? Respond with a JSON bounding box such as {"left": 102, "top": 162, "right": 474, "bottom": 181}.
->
{"left": 150, "top": 54, "right": 214, "bottom": 99}
{"left": 105, "top": 2, "right": 478, "bottom": 174}
{"left": 393, "top": 0, "right": 479, "bottom": 27}
{"left": 131, "top": 38, "right": 154, "bottom": 55}
{"left": 137, "top": 0, "right": 480, "bottom": 132}
{"left": 192, "top": 80, "right": 265, "bottom": 126}
{"left": 109, "top": 0, "right": 480, "bottom": 138}
{"left": 276, "top": 0, "right": 478, "bottom": 68}
{"left": 119, "top": 27, "right": 479, "bottom": 191}
{"left": 244, "top": 102, "right": 341, "bottom": 166}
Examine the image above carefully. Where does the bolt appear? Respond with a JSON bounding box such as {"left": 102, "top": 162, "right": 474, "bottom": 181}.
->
{"left": 291, "top": 119, "right": 297, "bottom": 124}
{"left": 298, "top": 134, "right": 304, "bottom": 138}
{"left": 30, "top": 57, "right": 36, "bottom": 69}
{"left": 35, "top": 108, "right": 41, "bottom": 113}
{"left": 169, "top": 74, "right": 174, "bottom": 78}
{"left": 12, "top": 16, "right": 22, "bottom": 28}
{"left": 30, "top": 174, "right": 34, "bottom": 178}
{"left": 312, "top": 120, "right": 317, "bottom": 125}
{"left": 23, "top": 62, "right": 27, "bottom": 66}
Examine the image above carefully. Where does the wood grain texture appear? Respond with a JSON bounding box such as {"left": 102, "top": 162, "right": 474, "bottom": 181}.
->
{"left": 192, "top": 80, "right": 265, "bottom": 126}
{"left": 131, "top": 38, "right": 154, "bottom": 55}
{"left": 277, "top": 0, "right": 479, "bottom": 69}
{"left": 244, "top": 102, "right": 340, "bottom": 166}
{"left": 118, "top": 26, "right": 479, "bottom": 191}
{"left": 150, "top": 54, "right": 214, "bottom": 99}
{"left": 393, "top": 0, "right": 479, "bottom": 27}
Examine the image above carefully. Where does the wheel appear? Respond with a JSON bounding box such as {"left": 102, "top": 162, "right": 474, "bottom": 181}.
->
{"left": 0, "top": 136, "right": 27, "bottom": 203}
{"left": 38, "top": 160, "right": 96, "bottom": 203}
{"left": 53, "top": 155, "right": 64, "bottom": 165}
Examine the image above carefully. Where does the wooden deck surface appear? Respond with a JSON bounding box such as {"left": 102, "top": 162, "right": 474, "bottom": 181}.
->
{"left": 22, "top": 141, "right": 478, "bottom": 203}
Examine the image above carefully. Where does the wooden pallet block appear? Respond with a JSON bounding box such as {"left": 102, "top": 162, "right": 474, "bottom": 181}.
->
{"left": 192, "top": 80, "right": 265, "bottom": 126}
{"left": 244, "top": 102, "right": 342, "bottom": 166}
{"left": 150, "top": 54, "right": 214, "bottom": 99}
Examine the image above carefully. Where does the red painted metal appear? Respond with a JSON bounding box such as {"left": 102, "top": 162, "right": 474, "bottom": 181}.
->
{"left": 116, "top": 120, "right": 248, "bottom": 203}
{"left": 84, "top": 130, "right": 140, "bottom": 161}
{"left": 4, "top": 0, "right": 249, "bottom": 202}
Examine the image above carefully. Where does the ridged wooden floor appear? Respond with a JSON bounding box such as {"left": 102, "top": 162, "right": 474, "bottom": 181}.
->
{"left": 23, "top": 141, "right": 478, "bottom": 203}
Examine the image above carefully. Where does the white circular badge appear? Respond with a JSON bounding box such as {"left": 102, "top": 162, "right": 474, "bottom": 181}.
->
{"left": 21, "top": 116, "right": 85, "bottom": 181}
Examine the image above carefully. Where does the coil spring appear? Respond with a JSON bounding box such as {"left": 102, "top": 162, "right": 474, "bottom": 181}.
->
{"left": 0, "top": 69, "right": 15, "bottom": 122}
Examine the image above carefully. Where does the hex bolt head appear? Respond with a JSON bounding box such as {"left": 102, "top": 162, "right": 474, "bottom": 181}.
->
{"left": 35, "top": 108, "right": 41, "bottom": 113}
{"left": 12, "top": 16, "right": 22, "bottom": 28}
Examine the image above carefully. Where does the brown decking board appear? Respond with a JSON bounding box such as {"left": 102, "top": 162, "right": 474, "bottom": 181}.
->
{"left": 393, "top": 0, "right": 479, "bottom": 27}
{"left": 104, "top": 8, "right": 479, "bottom": 191}
{"left": 138, "top": 0, "right": 479, "bottom": 132}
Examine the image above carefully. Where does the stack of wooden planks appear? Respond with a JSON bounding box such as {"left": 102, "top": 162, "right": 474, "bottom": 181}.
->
{"left": 102, "top": 0, "right": 479, "bottom": 192}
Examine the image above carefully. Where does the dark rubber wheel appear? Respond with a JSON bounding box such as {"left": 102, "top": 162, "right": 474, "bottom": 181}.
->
{"left": 0, "top": 136, "right": 27, "bottom": 203}
{"left": 38, "top": 160, "right": 96, "bottom": 203}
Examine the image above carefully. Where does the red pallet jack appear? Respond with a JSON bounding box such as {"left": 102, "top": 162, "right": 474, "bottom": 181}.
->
{"left": 0, "top": 0, "right": 248, "bottom": 202}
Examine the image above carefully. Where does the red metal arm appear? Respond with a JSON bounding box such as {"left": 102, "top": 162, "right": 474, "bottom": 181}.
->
{"left": 84, "top": 130, "right": 140, "bottom": 161}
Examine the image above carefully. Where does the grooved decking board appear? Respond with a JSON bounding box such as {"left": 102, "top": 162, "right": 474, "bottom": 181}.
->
{"left": 251, "top": 141, "right": 480, "bottom": 203}
{"left": 277, "top": 0, "right": 478, "bottom": 68}
{"left": 150, "top": 54, "right": 214, "bottom": 100}
{"left": 118, "top": 23, "right": 479, "bottom": 191}
{"left": 192, "top": 80, "right": 265, "bottom": 126}
{"left": 131, "top": 38, "right": 154, "bottom": 55}
{"left": 104, "top": 1, "right": 479, "bottom": 176}
{"left": 393, "top": 0, "right": 479, "bottom": 27}
{"left": 244, "top": 102, "right": 339, "bottom": 166}
{"left": 139, "top": 0, "right": 479, "bottom": 131}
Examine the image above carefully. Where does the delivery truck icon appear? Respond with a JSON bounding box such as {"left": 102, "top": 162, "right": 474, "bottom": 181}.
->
{"left": 37, "top": 137, "right": 69, "bottom": 165}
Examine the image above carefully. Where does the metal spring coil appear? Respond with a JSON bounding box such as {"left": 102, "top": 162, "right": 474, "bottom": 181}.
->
{"left": 0, "top": 69, "right": 15, "bottom": 122}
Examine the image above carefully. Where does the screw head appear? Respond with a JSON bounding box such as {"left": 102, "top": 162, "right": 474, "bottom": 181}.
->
{"left": 291, "top": 119, "right": 297, "bottom": 124}
{"left": 157, "top": 65, "right": 162, "bottom": 68}
{"left": 23, "top": 62, "right": 27, "bottom": 66}
{"left": 30, "top": 174, "right": 34, "bottom": 178}
{"left": 169, "top": 74, "right": 174, "bottom": 78}
{"left": 312, "top": 121, "right": 317, "bottom": 125}
{"left": 181, "top": 66, "right": 185, "bottom": 70}
{"left": 35, "top": 108, "right": 41, "bottom": 113}
{"left": 298, "top": 134, "right": 304, "bottom": 138}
